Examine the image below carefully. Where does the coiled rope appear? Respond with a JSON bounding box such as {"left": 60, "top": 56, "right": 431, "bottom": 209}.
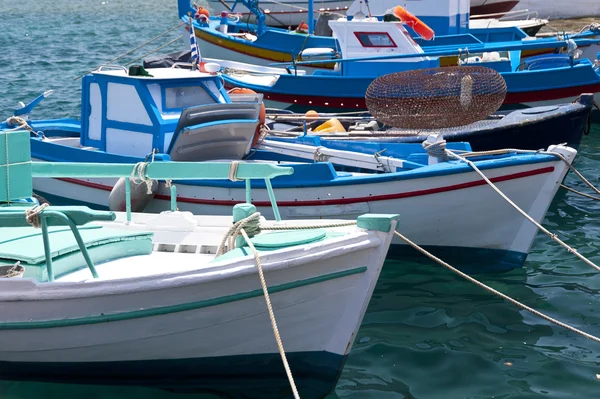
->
{"left": 5, "top": 116, "right": 42, "bottom": 138}
{"left": 393, "top": 230, "right": 600, "bottom": 344}
{"left": 1, "top": 262, "right": 25, "bottom": 279}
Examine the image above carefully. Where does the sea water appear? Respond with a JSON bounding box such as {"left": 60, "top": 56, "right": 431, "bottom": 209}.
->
{"left": 1, "top": 0, "right": 600, "bottom": 397}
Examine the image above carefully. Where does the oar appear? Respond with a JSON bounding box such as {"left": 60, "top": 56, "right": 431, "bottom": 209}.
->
{"left": 259, "top": 139, "right": 407, "bottom": 172}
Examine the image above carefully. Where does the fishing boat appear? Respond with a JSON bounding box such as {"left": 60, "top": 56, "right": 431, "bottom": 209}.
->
{"left": 181, "top": 0, "right": 597, "bottom": 76}
{"left": 204, "top": 0, "right": 520, "bottom": 28}
{"left": 517, "top": 0, "right": 600, "bottom": 19}
{"left": 211, "top": 12, "right": 600, "bottom": 113}
{"left": 265, "top": 94, "right": 595, "bottom": 151}
{"left": 0, "top": 128, "right": 398, "bottom": 399}
{"left": 2, "top": 63, "right": 577, "bottom": 272}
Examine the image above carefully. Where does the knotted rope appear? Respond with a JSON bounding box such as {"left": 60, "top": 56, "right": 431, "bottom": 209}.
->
{"left": 25, "top": 203, "right": 50, "bottom": 228}
{"left": 422, "top": 139, "right": 448, "bottom": 161}
{"left": 1, "top": 262, "right": 25, "bottom": 278}
{"left": 216, "top": 212, "right": 262, "bottom": 256}
{"left": 131, "top": 162, "right": 155, "bottom": 195}
{"left": 5, "top": 116, "right": 42, "bottom": 137}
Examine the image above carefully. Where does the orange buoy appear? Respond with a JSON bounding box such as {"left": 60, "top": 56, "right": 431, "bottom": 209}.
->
{"left": 296, "top": 21, "right": 309, "bottom": 34}
{"left": 227, "top": 88, "right": 266, "bottom": 148}
{"left": 305, "top": 110, "right": 320, "bottom": 119}
{"left": 194, "top": 6, "right": 210, "bottom": 20}
{"left": 393, "top": 6, "right": 435, "bottom": 41}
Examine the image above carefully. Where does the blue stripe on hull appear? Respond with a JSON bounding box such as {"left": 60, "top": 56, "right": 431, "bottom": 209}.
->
{"left": 387, "top": 244, "right": 528, "bottom": 274}
{"left": 0, "top": 351, "right": 346, "bottom": 399}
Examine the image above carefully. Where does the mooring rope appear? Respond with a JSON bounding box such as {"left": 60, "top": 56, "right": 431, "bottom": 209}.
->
{"left": 124, "top": 36, "right": 182, "bottom": 67}
{"left": 458, "top": 147, "right": 600, "bottom": 198}
{"left": 262, "top": 221, "right": 357, "bottom": 230}
{"left": 216, "top": 212, "right": 262, "bottom": 256}
{"left": 74, "top": 21, "right": 186, "bottom": 81}
{"left": 130, "top": 162, "right": 155, "bottom": 195}
{"left": 393, "top": 230, "right": 600, "bottom": 344}
{"left": 25, "top": 203, "right": 50, "bottom": 228}
{"left": 441, "top": 147, "right": 600, "bottom": 274}
{"left": 561, "top": 184, "right": 600, "bottom": 201}
{"left": 215, "top": 212, "right": 299, "bottom": 398}
{"left": 240, "top": 227, "right": 300, "bottom": 399}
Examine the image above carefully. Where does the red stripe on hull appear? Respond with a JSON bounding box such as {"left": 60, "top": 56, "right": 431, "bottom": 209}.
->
{"left": 247, "top": 83, "right": 600, "bottom": 108}
{"left": 470, "top": 1, "right": 519, "bottom": 16}
{"left": 56, "top": 166, "right": 554, "bottom": 207}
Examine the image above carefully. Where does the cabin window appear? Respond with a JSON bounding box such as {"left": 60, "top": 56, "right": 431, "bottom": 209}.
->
{"left": 354, "top": 32, "right": 397, "bottom": 48}
{"left": 164, "top": 85, "right": 216, "bottom": 110}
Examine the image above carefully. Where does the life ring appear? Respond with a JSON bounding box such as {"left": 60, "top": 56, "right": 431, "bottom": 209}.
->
{"left": 227, "top": 88, "right": 266, "bottom": 148}
{"left": 392, "top": 6, "right": 435, "bottom": 41}
{"left": 194, "top": 6, "right": 210, "bottom": 20}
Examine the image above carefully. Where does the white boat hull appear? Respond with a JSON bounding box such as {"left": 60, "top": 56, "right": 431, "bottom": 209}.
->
{"left": 517, "top": 0, "right": 600, "bottom": 19}
{"left": 206, "top": 0, "right": 352, "bottom": 27}
{"left": 32, "top": 150, "right": 574, "bottom": 272}
{"left": 0, "top": 214, "right": 394, "bottom": 398}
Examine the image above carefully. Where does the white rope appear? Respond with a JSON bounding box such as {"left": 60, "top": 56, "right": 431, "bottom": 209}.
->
{"left": 228, "top": 160, "right": 242, "bottom": 182}
{"left": 216, "top": 212, "right": 262, "bottom": 256}
{"left": 1, "top": 262, "right": 24, "bottom": 279}
{"left": 393, "top": 230, "right": 600, "bottom": 344}
{"left": 444, "top": 148, "right": 600, "bottom": 274}
{"left": 240, "top": 227, "right": 300, "bottom": 399}
{"left": 459, "top": 148, "right": 600, "bottom": 200}
{"left": 561, "top": 184, "right": 600, "bottom": 201}
{"left": 261, "top": 221, "right": 357, "bottom": 230}
{"left": 422, "top": 139, "right": 448, "bottom": 160}
{"left": 25, "top": 203, "right": 50, "bottom": 228}
{"left": 130, "top": 162, "right": 154, "bottom": 195}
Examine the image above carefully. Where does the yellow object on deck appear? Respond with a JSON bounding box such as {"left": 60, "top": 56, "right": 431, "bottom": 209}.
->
{"left": 314, "top": 118, "right": 346, "bottom": 134}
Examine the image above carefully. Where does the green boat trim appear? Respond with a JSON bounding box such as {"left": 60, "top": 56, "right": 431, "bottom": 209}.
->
{"left": 0, "top": 266, "right": 367, "bottom": 330}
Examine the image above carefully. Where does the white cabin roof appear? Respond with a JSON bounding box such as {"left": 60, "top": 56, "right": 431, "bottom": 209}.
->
{"left": 329, "top": 18, "right": 427, "bottom": 62}
{"left": 93, "top": 67, "right": 218, "bottom": 80}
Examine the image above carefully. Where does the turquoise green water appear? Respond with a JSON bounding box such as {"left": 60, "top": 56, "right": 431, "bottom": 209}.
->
{"left": 2, "top": 0, "right": 600, "bottom": 397}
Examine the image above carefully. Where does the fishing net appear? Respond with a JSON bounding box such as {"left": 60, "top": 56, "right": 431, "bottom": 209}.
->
{"left": 365, "top": 66, "right": 507, "bottom": 129}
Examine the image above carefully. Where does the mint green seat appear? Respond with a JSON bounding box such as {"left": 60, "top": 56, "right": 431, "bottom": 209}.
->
{"left": 1, "top": 129, "right": 142, "bottom": 281}
{"left": 0, "top": 225, "right": 153, "bottom": 282}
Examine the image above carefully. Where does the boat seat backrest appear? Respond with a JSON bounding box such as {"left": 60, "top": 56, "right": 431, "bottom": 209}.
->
{"left": 173, "top": 99, "right": 262, "bottom": 138}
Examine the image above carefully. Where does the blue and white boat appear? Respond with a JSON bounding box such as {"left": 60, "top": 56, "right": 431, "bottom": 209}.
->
{"left": 209, "top": 12, "right": 600, "bottom": 112}
{"left": 203, "top": 0, "right": 522, "bottom": 28}
{"left": 0, "top": 128, "right": 398, "bottom": 399}
{"left": 181, "top": 0, "right": 599, "bottom": 76}
{"left": 2, "top": 63, "right": 578, "bottom": 272}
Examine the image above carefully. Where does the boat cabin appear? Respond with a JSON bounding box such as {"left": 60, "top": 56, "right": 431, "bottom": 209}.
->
{"left": 80, "top": 65, "right": 262, "bottom": 161}
{"left": 328, "top": 16, "right": 515, "bottom": 75}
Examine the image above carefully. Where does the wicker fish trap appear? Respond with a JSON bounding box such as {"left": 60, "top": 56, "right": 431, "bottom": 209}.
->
{"left": 365, "top": 66, "right": 507, "bottom": 129}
